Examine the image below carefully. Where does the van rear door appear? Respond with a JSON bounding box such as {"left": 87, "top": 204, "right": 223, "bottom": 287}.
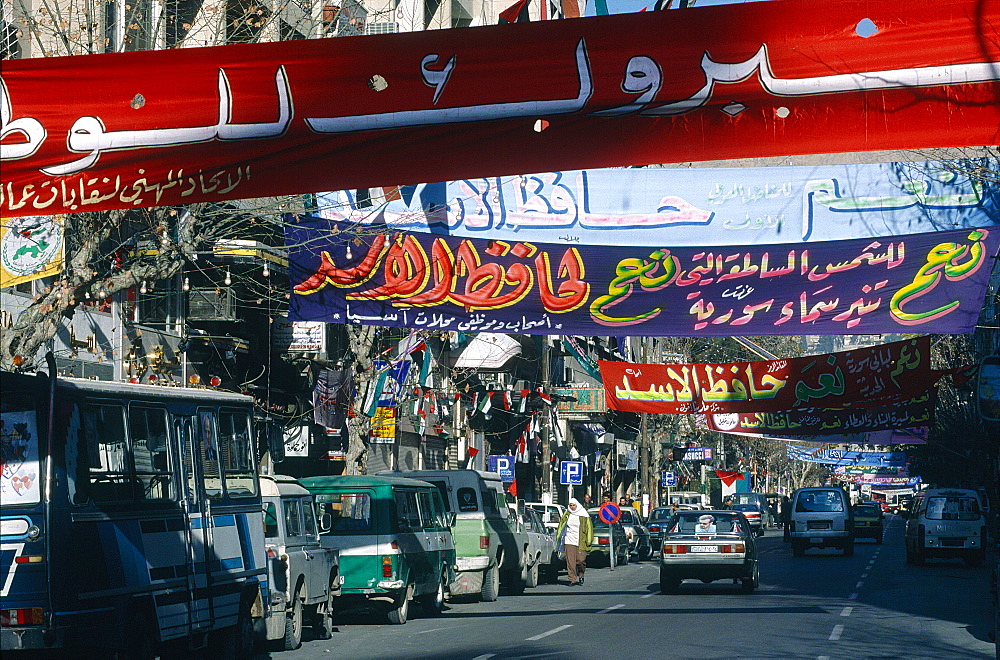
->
{"left": 315, "top": 489, "right": 379, "bottom": 591}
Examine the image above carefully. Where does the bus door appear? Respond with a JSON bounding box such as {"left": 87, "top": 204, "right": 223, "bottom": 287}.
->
{"left": 175, "top": 414, "right": 215, "bottom": 634}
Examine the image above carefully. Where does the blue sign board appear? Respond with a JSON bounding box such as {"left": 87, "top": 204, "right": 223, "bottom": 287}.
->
{"left": 560, "top": 460, "right": 585, "bottom": 486}
{"left": 661, "top": 470, "right": 677, "bottom": 488}
{"left": 682, "top": 447, "right": 714, "bottom": 461}
{"left": 487, "top": 455, "right": 515, "bottom": 483}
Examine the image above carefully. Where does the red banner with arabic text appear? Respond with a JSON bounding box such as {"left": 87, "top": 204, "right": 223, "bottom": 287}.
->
{"left": 2, "top": 0, "right": 998, "bottom": 217}
{"left": 599, "top": 337, "right": 935, "bottom": 414}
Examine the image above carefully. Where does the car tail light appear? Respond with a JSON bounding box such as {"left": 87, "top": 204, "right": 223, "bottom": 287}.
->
{"left": 480, "top": 535, "right": 490, "bottom": 549}
{"left": 649, "top": 525, "right": 660, "bottom": 533}
{"left": 662, "top": 544, "right": 687, "bottom": 554}
{"left": 718, "top": 543, "right": 746, "bottom": 554}
{"left": 382, "top": 555, "right": 394, "bottom": 578}
{"left": 0, "top": 608, "right": 44, "bottom": 626}
{"left": 597, "top": 536, "right": 609, "bottom": 545}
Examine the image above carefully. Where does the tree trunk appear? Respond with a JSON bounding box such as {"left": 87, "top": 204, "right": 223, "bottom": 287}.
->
{"left": 343, "top": 324, "right": 377, "bottom": 475}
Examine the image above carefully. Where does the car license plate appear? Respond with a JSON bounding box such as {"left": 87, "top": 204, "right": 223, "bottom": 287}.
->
{"left": 942, "top": 539, "right": 963, "bottom": 547}
{"left": 690, "top": 546, "right": 717, "bottom": 552}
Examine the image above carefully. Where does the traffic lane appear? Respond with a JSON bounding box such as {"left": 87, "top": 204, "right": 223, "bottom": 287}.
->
{"left": 820, "top": 515, "right": 995, "bottom": 659}
{"left": 282, "top": 556, "right": 670, "bottom": 659}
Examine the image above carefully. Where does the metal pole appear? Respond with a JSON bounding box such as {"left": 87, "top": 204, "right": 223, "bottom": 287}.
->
{"left": 541, "top": 337, "right": 552, "bottom": 500}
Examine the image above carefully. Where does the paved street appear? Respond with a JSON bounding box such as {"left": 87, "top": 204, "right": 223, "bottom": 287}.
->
{"left": 270, "top": 515, "right": 996, "bottom": 659}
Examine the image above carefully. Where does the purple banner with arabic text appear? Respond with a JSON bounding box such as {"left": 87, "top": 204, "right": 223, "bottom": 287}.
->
{"left": 286, "top": 217, "right": 999, "bottom": 336}
{"left": 708, "top": 391, "right": 935, "bottom": 435}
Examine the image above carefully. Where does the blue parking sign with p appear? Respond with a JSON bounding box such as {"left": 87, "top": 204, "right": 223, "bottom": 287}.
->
{"left": 560, "top": 460, "right": 584, "bottom": 485}
{"left": 662, "top": 470, "right": 677, "bottom": 488}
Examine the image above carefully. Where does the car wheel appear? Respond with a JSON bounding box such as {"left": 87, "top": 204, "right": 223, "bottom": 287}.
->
{"left": 526, "top": 559, "right": 540, "bottom": 588}
{"left": 419, "top": 569, "right": 447, "bottom": 616}
{"left": 387, "top": 584, "right": 412, "bottom": 625}
{"left": 659, "top": 573, "right": 680, "bottom": 594}
{"left": 279, "top": 583, "right": 305, "bottom": 650}
{"left": 638, "top": 543, "right": 651, "bottom": 562}
{"left": 480, "top": 565, "right": 499, "bottom": 602}
{"left": 741, "top": 563, "right": 759, "bottom": 593}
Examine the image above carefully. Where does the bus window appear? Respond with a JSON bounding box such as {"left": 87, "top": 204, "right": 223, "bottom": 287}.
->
{"left": 129, "top": 406, "right": 172, "bottom": 500}
{"left": 218, "top": 410, "right": 256, "bottom": 497}
{"left": 198, "top": 411, "right": 222, "bottom": 498}
{"left": 81, "top": 403, "right": 133, "bottom": 502}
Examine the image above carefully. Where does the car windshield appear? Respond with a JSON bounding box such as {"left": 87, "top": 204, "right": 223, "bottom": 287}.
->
{"left": 795, "top": 491, "right": 845, "bottom": 512}
{"left": 854, "top": 505, "right": 879, "bottom": 517}
{"left": 649, "top": 508, "right": 673, "bottom": 520}
{"left": 666, "top": 513, "right": 742, "bottom": 535}
{"left": 924, "top": 496, "right": 980, "bottom": 520}
{"left": 590, "top": 514, "right": 615, "bottom": 529}
{"left": 730, "top": 503, "right": 758, "bottom": 511}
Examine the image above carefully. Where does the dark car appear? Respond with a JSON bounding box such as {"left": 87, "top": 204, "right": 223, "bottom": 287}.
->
{"left": 616, "top": 506, "right": 652, "bottom": 560}
{"left": 646, "top": 507, "right": 675, "bottom": 554}
{"left": 729, "top": 503, "right": 768, "bottom": 536}
{"left": 659, "top": 510, "right": 759, "bottom": 593}
{"left": 852, "top": 503, "right": 884, "bottom": 543}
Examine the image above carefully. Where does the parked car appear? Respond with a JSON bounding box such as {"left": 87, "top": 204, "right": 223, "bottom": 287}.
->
{"left": 259, "top": 475, "right": 340, "bottom": 651}
{"left": 300, "top": 475, "right": 456, "bottom": 625}
{"left": 729, "top": 503, "right": 769, "bottom": 536}
{"left": 852, "top": 502, "right": 884, "bottom": 544}
{"left": 668, "top": 491, "right": 710, "bottom": 510}
{"left": 659, "top": 510, "right": 759, "bottom": 593}
{"left": 525, "top": 502, "right": 566, "bottom": 533}
{"left": 587, "top": 511, "right": 629, "bottom": 567}
{"left": 904, "top": 487, "right": 987, "bottom": 566}
{"left": 729, "top": 493, "right": 775, "bottom": 528}
{"left": 788, "top": 486, "right": 855, "bottom": 557}
{"left": 522, "top": 507, "right": 558, "bottom": 585}
{"left": 616, "top": 506, "right": 652, "bottom": 560}
{"left": 646, "top": 507, "right": 675, "bottom": 554}
{"left": 379, "top": 469, "right": 529, "bottom": 600}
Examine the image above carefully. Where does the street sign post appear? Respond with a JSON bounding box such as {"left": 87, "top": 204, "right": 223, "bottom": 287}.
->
{"left": 599, "top": 502, "right": 621, "bottom": 570}
{"left": 560, "top": 460, "right": 584, "bottom": 501}
{"left": 488, "top": 455, "right": 515, "bottom": 483}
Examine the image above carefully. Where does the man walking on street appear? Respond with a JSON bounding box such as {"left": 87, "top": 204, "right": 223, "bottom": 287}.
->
{"left": 556, "top": 498, "right": 594, "bottom": 586}
{"left": 780, "top": 495, "right": 792, "bottom": 542}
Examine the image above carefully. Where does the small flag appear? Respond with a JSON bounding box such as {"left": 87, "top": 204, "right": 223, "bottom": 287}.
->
{"left": 519, "top": 388, "right": 530, "bottom": 413}
{"left": 536, "top": 386, "right": 552, "bottom": 405}
{"left": 508, "top": 478, "right": 519, "bottom": 498}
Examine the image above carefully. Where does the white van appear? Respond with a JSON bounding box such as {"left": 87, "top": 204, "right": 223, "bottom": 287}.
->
{"left": 667, "top": 491, "right": 709, "bottom": 510}
{"left": 904, "top": 488, "right": 987, "bottom": 566}
{"left": 789, "top": 486, "right": 855, "bottom": 556}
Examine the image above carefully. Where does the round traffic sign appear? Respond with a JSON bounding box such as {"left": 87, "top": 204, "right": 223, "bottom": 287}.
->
{"left": 599, "top": 502, "right": 621, "bottom": 524}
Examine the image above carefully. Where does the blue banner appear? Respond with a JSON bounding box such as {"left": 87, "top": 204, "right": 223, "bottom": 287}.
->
{"left": 786, "top": 445, "right": 908, "bottom": 466}
{"left": 317, "top": 159, "right": 999, "bottom": 247}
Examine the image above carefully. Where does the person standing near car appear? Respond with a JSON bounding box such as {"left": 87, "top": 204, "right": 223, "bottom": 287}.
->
{"left": 780, "top": 495, "right": 792, "bottom": 542}
{"left": 556, "top": 498, "right": 593, "bottom": 586}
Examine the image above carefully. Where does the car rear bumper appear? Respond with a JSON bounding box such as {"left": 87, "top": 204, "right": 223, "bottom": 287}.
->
{"left": 659, "top": 559, "right": 754, "bottom": 581}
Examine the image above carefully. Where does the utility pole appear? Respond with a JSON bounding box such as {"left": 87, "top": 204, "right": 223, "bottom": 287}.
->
{"left": 540, "top": 336, "right": 552, "bottom": 501}
{"left": 639, "top": 336, "right": 649, "bottom": 512}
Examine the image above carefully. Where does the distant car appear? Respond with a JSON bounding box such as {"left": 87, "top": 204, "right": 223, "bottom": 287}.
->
{"left": 646, "top": 507, "right": 675, "bottom": 553}
{"left": 729, "top": 503, "right": 768, "bottom": 536}
{"left": 729, "top": 493, "right": 774, "bottom": 528}
{"left": 588, "top": 512, "right": 629, "bottom": 567}
{"left": 525, "top": 502, "right": 566, "bottom": 534}
{"left": 522, "top": 507, "right": 559, "bottom": 586}
{"left": 852, "top": 503, "right": 884, "bottom": 544}
{"left": 615, "top": 506, "right": 652, "bottom": 560}
{"left": 659, "top": 510, "right": 759, "bottom": 594}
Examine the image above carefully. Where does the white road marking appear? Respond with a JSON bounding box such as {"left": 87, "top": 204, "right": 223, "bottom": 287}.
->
{"left": 848, "top": 592, "right": 858, "bottom": 600}
{"left": 861, "top": 573, "right": 869, "bottom": 579}
{"left": 829, "top": 624, "right": 844, "bottom": 641}
{"left": 597, "top": 604, "right": 626, "bottom": 614}
{"left": 840, "top": 606, "right": 853, "bottom": 617}
{"left": 855, "top": 581, "right": 864, "bottom": 589}
{"left": 526, "top": 624, "right": 573, "bottom": 641}
{"left": 471, "top": 655, "right": 495, "bottom": 660}
{"left": 641, "top": 592, "right": 656, "bottom": 599}
{"left": 416, "top": 627, "right": 450, "bottom": 634}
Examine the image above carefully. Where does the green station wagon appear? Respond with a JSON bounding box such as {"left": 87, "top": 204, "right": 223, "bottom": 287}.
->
{"left": 299, "top": 475, "right": 456, "bottom": 625}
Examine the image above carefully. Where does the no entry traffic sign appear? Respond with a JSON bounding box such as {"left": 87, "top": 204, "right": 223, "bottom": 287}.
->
{"left": 599, "top": 502, "right": 621, "bottom": 524}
